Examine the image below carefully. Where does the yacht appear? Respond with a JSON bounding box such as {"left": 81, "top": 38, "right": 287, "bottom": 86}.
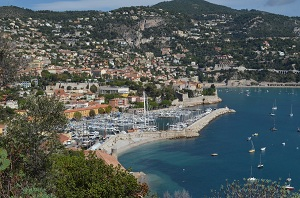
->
{"left": 247, "top": 166, "right": 256, "bottom": 182}
{"left": 257, "top": 154, "right": 264, "bottom": 169}
{"left": 284, "top": 176, "right": 295, "bottom": 191}
{"left": 260, "top": 147, "right": 266, "bottom": 151}
{"left": 249, "top": 140, "right": 255, "bottom": 153}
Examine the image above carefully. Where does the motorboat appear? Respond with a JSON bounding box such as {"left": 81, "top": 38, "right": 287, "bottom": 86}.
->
{"left": 211, "top": 153, "right": 218, "bottom": 156}
{"left": 260, "top": 147, "right": 266, "bottom": 151}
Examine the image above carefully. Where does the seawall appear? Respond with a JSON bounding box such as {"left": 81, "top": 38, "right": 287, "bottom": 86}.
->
{"left": 100, "top": 107, "right": 235, "bottom": 157}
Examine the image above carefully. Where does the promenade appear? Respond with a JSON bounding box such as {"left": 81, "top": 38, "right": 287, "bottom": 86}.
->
{"left": 100, "top": 107, "right": 235, "bottom": 157}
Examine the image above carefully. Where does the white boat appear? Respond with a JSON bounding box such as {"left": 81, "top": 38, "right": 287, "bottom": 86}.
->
{"left": 284, "top": 175, "right": 295, "bottom": 191}
{"left": 247, "top": 137, "right": 252, "bottom": 141}
{"left": 247, "top": 166, "right": 256, "bottom": 182}
{"left": 282, "top": 142, "right": 286, "bottom": 146}
{"left": 252, "top": 133, "right": 259, "bottom": 137}
{"left": 260, "top": 147, "right": 266, "bottom": 151}
{"left": 249, "top": 140, "right": 255, "bottom": 153}
{"left": 272, "top": 99, "right": 277, "bottom": 110}
{"left": 290, "top": 104, "right": 293, "bottom": 117}
{"left": 211, "top": 153, "right": 218, "bottom": 156}
{"left": 257, "top": 154, "right": 264, "bottom": 169}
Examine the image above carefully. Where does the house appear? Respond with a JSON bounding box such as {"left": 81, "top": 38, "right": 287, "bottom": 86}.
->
{"left": 0, "top": 124, "right": 6, "bottom": 135}
{"left": 109, "top": 98, "right": 129, "bottom": 108}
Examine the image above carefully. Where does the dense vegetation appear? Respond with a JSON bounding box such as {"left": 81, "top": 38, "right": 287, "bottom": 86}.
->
{"left": 0, "top": 96, "right": 147, "bottom": 197}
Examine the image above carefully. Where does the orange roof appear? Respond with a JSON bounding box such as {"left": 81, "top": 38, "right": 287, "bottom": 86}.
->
{"left": 64, "top": 104, "right": 108, "bottom": 113}
{"left": 84, "top": 150, "right": 124, "bottom": 169}
{"left": 58, "top": 133, "right": 71, "bottom": 143}
{"left": 67, "top": 149, "right": 124, "bottom": 169}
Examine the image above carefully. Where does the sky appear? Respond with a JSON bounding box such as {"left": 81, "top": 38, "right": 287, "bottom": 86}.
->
{"left": 1, "top": 0, "right": 299, "bottom": 17}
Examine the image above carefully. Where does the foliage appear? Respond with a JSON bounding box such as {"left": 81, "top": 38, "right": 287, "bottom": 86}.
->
{"left": 21, "top": 186, "right": 56, "bottom": 198}
{"left": 48, "top": 150, "right": 147, "bottom": 198}
{"left": 0, "top": 36, "right": 27, "bottom": 86}
{"left": 89, "top": 109, "right": 96, "bottom": 117}
{"left": 202, "top": 85, "right": 216, "bottom": 96}
{"left": 90, "top": 84, "right": 98, "bottom": 93}
{"left": 105, "top": 106, "right": 113, "bottom": 113}
{"left": 98, "top": 108, "right": 105, "bottom": 114}
{"left": 74, "top": 111, "right": 82, "bottom": 121}
{"left": 0, "top": 96, "right": 67, "bottom": 196}
{"left": 0, "top": 148, "right": 10, "bottom": 171}
{"left": 210, "top": 179, "right": 300, "bottom": 198}
{"left": 163, "top": 189, "right": 191, "bottom": 198}
{"left": 0, "top": 106, "right": 15, "bottom": 123}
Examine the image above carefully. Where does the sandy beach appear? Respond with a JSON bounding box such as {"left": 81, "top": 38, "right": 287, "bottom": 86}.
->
{"left": 100, "top": 107, "right": 235, "bottom": 157}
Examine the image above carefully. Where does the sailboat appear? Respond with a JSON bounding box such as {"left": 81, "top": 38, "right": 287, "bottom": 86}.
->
{"left": 249, "top": 140, "right": 255, "bottom": 153}
{"left": 270, "top": 108, "right": 275, "bottom": 116}
{"left": 257, "top": 154, "right": 264, "bottom": 168}
{"left": 270, "top": 118, "right": 277, "bottom": 131}
{"left": 247, "top": 166, "right": 256, "bottom": 182}
{"left": 290, "top": 104, "right": 293, "bottom": 117}
{"left": 284, "top": 175, "right": 295, "bottom": 191}
{"left": 272, "top": 99, "right": 277, "bottom": 110}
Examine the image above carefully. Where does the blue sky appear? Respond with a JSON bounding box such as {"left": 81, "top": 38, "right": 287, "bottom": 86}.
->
{"left": 1, "top": 0, "right": 299, "bottom": 17}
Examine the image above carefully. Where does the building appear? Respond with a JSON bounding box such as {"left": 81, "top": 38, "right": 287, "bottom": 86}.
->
{"left": 109, "top": 98, "right": 129, "bottom": 108}
{"left": 99, "top": 86, "right": 129, "bottom": 95}
{"left": 64, "top": 104, "right": 109, "bottom": 119}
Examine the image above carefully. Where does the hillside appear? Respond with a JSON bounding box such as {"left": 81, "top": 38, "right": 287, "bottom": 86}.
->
{"left": 0, "top": 0, "right": 300, "bottom": 83}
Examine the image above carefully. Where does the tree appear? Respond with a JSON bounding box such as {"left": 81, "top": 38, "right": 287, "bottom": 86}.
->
{"left": 0, "top": 96, "right": 68, "bottom": 196}
{"left": 0, "top": 36, "right": 27, "bottom": 86}
{"left": 48, "top": 150, "right": 148, "bottom": 198}
{"left": 90, "top": 84, "right": 98, "bottom": 93}
{"left": 105, "top": 106, "right": 113, "bottom": 114}
{"left": 211, "top": 179, "right": 300, "bottom": 197}
{"left": 74, "top": 111, "right": 82, "bottom": 121}
{"left": 98, "top": 108, "right": 105, "bottom": 114}
{"left": 89, "top": 109, "right": 96, "bottom": 117}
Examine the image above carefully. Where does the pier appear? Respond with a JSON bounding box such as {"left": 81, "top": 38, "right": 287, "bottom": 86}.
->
{"left": 99, "top": 107, "right": 235, "bottom": 156}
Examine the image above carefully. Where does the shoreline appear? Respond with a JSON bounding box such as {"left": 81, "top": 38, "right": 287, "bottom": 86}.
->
{"left": 99, "top": 107, "right": 236, "bottom": 158}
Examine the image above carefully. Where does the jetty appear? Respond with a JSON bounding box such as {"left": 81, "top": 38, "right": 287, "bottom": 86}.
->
{"left": 100, "top": 107, "right": 235, "bottom": 157}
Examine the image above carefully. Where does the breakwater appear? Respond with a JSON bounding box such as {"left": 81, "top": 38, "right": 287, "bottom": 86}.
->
{"left": 100, "top": 107, "right": 235, "bottom": 157}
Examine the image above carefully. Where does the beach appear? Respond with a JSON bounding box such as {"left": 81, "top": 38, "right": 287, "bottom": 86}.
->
{"left": 100, "top": 107, "right": 235, "bottom": 157}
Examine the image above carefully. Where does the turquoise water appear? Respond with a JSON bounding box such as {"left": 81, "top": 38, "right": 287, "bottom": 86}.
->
{"left": 119, "top": 88, "right": 300, "bottom": 197}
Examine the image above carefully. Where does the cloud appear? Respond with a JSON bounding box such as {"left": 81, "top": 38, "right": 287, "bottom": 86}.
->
{"left": 32, "top": 0, "right": 171, "bottom": 11}
{"left": 265, "top": 0, "right": 296, "bottom": 6}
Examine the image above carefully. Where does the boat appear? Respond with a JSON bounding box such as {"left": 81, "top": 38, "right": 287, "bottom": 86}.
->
{"left": 272, "top": 99, "right": 277, "bottom": 110}
{"left": 257, "top": 154, "right": 264, "bottom": 169}
{"left": 211, "top": 153, "right": 218, "bottom": 156}
{"left": 252, "top": 133, "right": 259, "bottom": 137}
{"left": 290, "top": 104, "right": 293, "bottom": 117}
{"left": 270, "top": 118, "right": 277, "bottom": 131}
{"left": 247, "top": 137, "right": 252, "bottom": 141}
{"left": 284, "top": 175, "right": 295, "bottom": 191}
{"left": 270, "top": 111, "right": 275, "bottom": 116}
{"left": 297, "top": 127, "right": 300, "bottom": 132}
{"left": 282, "top": 142, "right": 286, "bottom": 146}
{"left": 249, "top": 140, "right": 255, "bottom": 153}
{"left": 260, "top": 147, "right": 266, "bottom": 151}
{"left": 247, "top": 166, "right": 256, "bottom": 182}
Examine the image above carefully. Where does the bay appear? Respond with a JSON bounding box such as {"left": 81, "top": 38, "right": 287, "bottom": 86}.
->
{"left": 119, "top": 88, "right": 300, "bottom": 197}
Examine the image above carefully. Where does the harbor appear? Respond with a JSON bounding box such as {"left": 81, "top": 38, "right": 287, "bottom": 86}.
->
{"left": 99, "top": 107, "right": 235, "bottom": 156}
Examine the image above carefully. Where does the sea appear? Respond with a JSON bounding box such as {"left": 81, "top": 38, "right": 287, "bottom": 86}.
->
{"left": 118, "top": 87, "right": 300, "bottom": 197}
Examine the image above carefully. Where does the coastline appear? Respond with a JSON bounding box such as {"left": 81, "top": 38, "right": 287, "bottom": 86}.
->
{"left": 100, "top": 107, "right": 235, "bottom": 158}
